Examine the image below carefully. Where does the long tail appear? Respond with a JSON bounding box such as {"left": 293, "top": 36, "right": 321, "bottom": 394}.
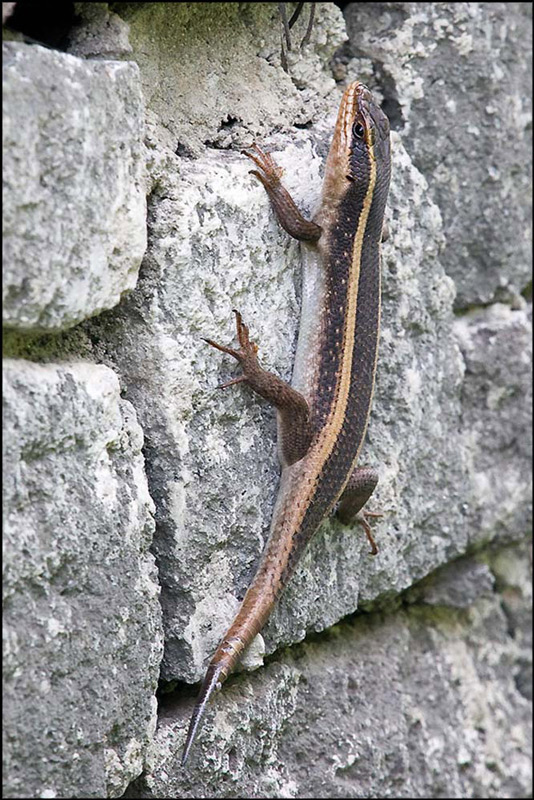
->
{"left": 181, "top": 588, "right": 274, "bottom": 766}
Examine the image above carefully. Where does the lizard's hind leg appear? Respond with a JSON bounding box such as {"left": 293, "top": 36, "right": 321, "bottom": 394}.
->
{"left": 336, "top": 466, "right": 381, "bottom": 555}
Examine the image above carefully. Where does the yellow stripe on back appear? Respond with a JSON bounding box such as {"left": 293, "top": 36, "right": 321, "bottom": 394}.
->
{"left": 276, "top": 140, "right": 378, "bottom": 562}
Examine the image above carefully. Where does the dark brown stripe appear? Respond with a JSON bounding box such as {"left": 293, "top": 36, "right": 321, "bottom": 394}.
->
{"left": 279, "top": 143, "right": 390, "bottom": 584}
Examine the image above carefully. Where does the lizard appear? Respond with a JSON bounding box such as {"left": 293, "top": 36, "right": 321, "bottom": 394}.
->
{"left": 182, "top": 80, "right": 392, "bottom": 765}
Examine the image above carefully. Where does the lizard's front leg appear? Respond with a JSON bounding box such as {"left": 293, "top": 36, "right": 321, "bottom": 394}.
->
{"left": 205, "top": 310, "right": 312, "bottom": 466}
{"left": 242, "top": 144, "right": 322, "bottom": 242}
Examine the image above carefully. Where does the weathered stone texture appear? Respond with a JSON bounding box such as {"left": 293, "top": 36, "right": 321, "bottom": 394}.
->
{"left": 454, "top": 303, "right": 532, "bottom": 542}
{"left": 2, "top": 360, "right": 163, "bottom": 798}
{"left": 2, "top": 42, "right": 146, "bottom": 332}
{"left": 83, "top": 2, "right": 347, "bottom": 156}
{"left": 88, "top": 122, "right": 470, "bottom": 686}
{"left": 125, "top": 547, "right": 531, "bottom": 798}
{"left": 2, "top": 2, "right": 531, "bottom": 798}
{"left": 343, "top": 2, "right": 532, "bottom": 309}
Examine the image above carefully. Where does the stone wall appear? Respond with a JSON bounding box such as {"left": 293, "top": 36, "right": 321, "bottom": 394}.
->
{"left": 2, "top": 3, "right": 531, "bottom": 798}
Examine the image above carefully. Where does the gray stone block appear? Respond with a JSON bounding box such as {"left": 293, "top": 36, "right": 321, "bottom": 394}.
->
{"left": 405, "top": 558, "right": 495, "bottom": 608}
{"left": 95, "top": 2, "right": 347, "bottom": 156}
{"left": 2, "top": 2, "right": 531, "bottom": 796}
{"left": 2, "top": 42, "right": 147, "bottom": 332}
{"left": 125, "top": 547, "right": 532, "bottom": 798}
{"left": 89, "top": 123, "right": 470, "bottom": 685}
{"left": 454, "top": 303, "right": 532, "bottom": 543}
{"left": 344, "top": 1, "right": 532, "bottom": 309}
{"left": 2, "top": 360, "right": 163, "bottom": 798}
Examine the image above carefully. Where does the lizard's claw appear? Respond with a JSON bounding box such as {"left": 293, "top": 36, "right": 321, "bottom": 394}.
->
{"left": 355, "top": 510, "right": 383, "bottom": 556}
{"left": 241, "top": 144, "right": 284, "bottom": 186}
{"left": 232, "top": 309, "right": 259, "bottom": 356}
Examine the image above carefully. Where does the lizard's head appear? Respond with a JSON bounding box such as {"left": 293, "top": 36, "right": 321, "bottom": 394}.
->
{"left": 345, "top": 82, "right": 390, "bottom": 183}
{"left": 320, "top": 82, "right": 391, "bottom": 222}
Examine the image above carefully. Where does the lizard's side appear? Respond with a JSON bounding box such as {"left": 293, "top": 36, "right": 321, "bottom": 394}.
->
{"left": 182, "top": 81, "right": 392, "bottom": 765}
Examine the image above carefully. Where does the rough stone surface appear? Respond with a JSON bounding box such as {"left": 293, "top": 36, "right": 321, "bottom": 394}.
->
{"left": 2, "top": 42, "right": 147, "bottom": 332}
{"left": 69, "top": 2, "right": 133, "bottom": 60}
{"left": 89, "top": 2, "right": 347, "bottom": 157}
{"left": 454, "top": 303, "right": 532, "bottom": 543}
{"left": 2, "top": 2, "right": 531, "bottom": 798}
{"left": 125, "top": 546, "right": 532, "bottom": 798}
{"left": 87, "top": 122, "right": 471, "bottom": 685}
{"left": 343, "top": 1, "right": 532, "bottom": 309}
{"left": 2, "top": 360, "right": 164, "bottom": 798}
{"left": 405, "top": 556, "right": 495, "bottom": 609}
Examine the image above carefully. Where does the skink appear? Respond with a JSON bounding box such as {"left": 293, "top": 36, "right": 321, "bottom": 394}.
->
{"left": 182, "top": 81, "right": 392, "bottom": 765}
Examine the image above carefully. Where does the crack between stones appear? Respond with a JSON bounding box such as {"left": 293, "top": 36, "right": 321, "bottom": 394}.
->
{"left": 120, "top": 535, "right": 529, "bottom": 796}
{"left": 153, "top": 537, "right": 528, "bottom": 721}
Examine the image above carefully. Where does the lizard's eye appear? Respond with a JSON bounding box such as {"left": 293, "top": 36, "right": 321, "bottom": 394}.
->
{"left": 352, "top": 122, "right": 365, "bottom": 139}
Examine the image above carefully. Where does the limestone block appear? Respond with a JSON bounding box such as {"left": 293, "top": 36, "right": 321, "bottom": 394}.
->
{"left": 343, "top": 1, "right": 532, "bottom": 308}
{"left": 454, "top": 303, "right": 532, "bottom": 542}
{"left": 125, "top": 548, "right": 532, "bottom": 798}
{"left": 3, "top": 360, "right": 163, "bottom": 798}
{"left": 2, "top": 43, "right": 146, "bottom": 332}
{"left": 83, "top": 2, "right": 347, "bottom": 156}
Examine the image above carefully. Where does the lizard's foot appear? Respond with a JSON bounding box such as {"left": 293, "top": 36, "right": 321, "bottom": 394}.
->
{"left": 240, "top": 144, "right": 322, "bottom": 242}
{"left": 241, "top": 143, "right": 284, "bottom": 186}
{"left": 355, "top": 510, "right": 382, "bottom": 556}
{"left": 204, "top": 310, "right": 312, "bottom": 465}
{"left": 204, "top": 310, "right": 260, "bottom": 390}
{"left": 336, "top": 466, "right": 381, "bottom": 555}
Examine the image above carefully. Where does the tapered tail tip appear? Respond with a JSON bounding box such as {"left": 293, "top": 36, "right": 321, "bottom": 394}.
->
{"left": 181, "top": 663, "right": 223, "bottom": 767}
{"left": 181, "top": 738, "right": 193, "bottom": 768}
{"left": 181, "top": 703, "right": 203, "bottom": 767}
